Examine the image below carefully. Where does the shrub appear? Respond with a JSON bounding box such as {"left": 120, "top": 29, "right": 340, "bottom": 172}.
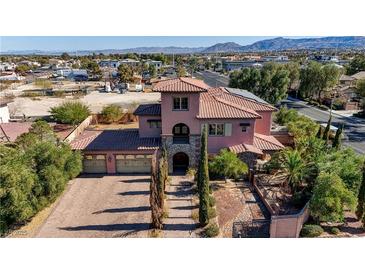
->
{"left": 186, "top": 167, "right": 197, "bottom": 179}
{"left": 100, "top": 104, "right": 123, "bottom": 123}
{"left": 300, "top": 224, "right": 324, "bottom": 237}
{"left": 208, "top": 207, "right": 217, "bottom": 219}
{"left": 53, "top": 90, "right": 65, "bottom": 97}
{"left": 208, "top": 195, "right": 216, "bottom": 207}
{"left": 191, "top": 210, "right": 199, "bottom": 221}
{"left": 330, "top": 227, "right": 341, "bottom": 235}
{"left": 204, "top": 223, "right": 220, "bottom": 238}
{"left": 209, "top": 149, "right": 248, "bottom": 180}
{"left": 50, "top": 101, "right": 90, "bottom": 125}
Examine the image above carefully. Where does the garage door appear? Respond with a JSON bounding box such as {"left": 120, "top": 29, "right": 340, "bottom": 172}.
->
{"left": 83, "top": 155, "right": 107, "bottom": 173}
{"left": 115, "top": 154, "right": 152, "bottom": 174}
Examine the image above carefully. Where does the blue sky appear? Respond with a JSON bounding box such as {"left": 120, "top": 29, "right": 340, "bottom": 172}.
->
{"left": 0, "top": 36, "right": 315, "bottom": 52}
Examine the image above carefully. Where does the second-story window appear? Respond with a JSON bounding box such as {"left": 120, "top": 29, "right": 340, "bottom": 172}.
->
{"left": 148, "top": 120, "right": 161, "bottom": 128}
{"left": 173, "top": 97, "right": 188, "bottom": 110}
{"left": 209, "top": 123, "right": 225, "bottom": 136}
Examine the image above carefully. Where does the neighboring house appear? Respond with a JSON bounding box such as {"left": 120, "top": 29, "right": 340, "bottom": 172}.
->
{"left": 99, "top": 60, "right": 121, "bottom": 68}
{"left": 0, "top": 72, "right": 25, "bottom": 81}
{"left": 56, "top": 69, "right": 88, "bottom": 81}
{"left": 120, "top": 58, "right": 140, "bottom": 67}
{"left": 145, "top": 60, "right": 163, "bottom": 70}
{"left": 351, "top": 71, "right": 365, "bottom": 81}
{"left": 71, "top": 77, "right": 283, "bottom": 174}
{"left": 339, "top": 74, "right": 355, "bottom": 86}
{"left": 0, "top": 122, "right": 33, "bottom": 143}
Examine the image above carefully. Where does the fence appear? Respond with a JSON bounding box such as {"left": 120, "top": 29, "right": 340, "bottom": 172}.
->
{"left": 63, "top": 115, "right": 92, "bottom": 143}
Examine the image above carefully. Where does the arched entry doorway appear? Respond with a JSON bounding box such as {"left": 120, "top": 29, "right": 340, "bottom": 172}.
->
{"left": 173, "top": 152, "right": 189, "bottom": 173}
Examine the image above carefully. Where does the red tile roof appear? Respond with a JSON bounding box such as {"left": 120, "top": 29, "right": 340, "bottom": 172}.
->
{"left": 134, "top": 103, "right": 161, "bottom": 116}
{"left": 0, "top": 122, "right": 32, "bottom": 142}
{"left": 153, "top": 77, "right": 210, "bottom": 93}
{"left": 197, "top": 89, "right": 261, "bottom": 119}
{"left": 218, "top": 88, "right": 276, "bottom": 112}
{"left": 253, "top": 133, "right": 284, "bottom": 151}
{"left": 229, "top": 134, "right": 283, "bottom": 154}
{"left": 70, "top": 129, "right": 160, "bottom": 151}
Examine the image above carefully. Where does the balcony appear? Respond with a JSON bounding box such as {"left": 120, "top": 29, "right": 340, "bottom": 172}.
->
{"left": 173, "top": 136, "right": 190, "bottom": 144}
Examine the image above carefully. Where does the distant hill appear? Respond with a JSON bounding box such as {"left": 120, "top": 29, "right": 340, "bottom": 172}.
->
{"left": 240, "top": 36, "right": 365, "bottom": 51}
{"left": 2, "top": 36, "right": 365, "bottom": 55}
{"left": 202, "top": 42, "right": 242, "bottom": 53}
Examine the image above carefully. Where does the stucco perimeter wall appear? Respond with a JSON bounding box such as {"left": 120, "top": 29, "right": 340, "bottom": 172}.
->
{"left": 270, "top": 203, "right": 310, "bottom": 238}
{"left": 252, "top": 176, "right": 309, "bottom": 238}
{"left": 64, "top": 115, "right": 93, "bottom": 143}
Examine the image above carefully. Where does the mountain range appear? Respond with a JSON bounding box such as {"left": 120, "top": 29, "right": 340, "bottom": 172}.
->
{"left": 2, "top": 37, "right": 365, "bottom": 55}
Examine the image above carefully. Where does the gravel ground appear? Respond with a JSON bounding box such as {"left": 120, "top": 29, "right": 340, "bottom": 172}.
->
{"left": 7, "top": 90, "right": 160, "bottom": 117}
{"left": 35, "top": 175, "right": 152, "bottom": 238}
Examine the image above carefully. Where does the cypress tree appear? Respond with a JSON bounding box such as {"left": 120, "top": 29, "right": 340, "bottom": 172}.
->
{"left": 198, "top": 125, "right": 210, "bottom": 226}
{"left": 356, "top": 162, "right": 365, "bottom": 223}
{"left": 322, "top": 115, "right": 332, "bottom": 144}
{"left": 316, "top": 126, "right": 323, "bottom": 139}
{"left": 332, "top": 124, "right": 343, "bottom": 149}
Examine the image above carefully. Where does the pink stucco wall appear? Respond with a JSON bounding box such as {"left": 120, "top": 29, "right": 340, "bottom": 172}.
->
{"left": 200, "top": 119, "right": 256, "bottom": 154}
{"left": 138, "top": 115, "right": 162, "bottom": 138}
{"left": 160, "top": 93, "right": 201, "bottom": 135}
{"left": 255, "top": 111, "right": 272, "bottom": 135}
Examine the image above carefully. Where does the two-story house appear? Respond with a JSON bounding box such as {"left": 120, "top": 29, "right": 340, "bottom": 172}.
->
{"left": 71, "top": 77, "right": 283, "bottom": 174}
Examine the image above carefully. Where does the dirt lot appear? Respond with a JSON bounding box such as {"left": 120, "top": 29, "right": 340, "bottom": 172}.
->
{"left": 6, "top": 90, "right": 160, "bottom": 117}
{"left": 35, "top": 175, "right": 152, "bottom": 238}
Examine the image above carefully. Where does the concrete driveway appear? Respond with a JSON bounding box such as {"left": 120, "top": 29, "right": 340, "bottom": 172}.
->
{"left": 35, "top": 175, "right": 151, "bottom": 238}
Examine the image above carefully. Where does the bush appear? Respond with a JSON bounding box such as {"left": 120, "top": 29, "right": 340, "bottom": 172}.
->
{"left": 208, "top": 195, "right": 216, "bottom": 207}
{"left": 300, "top": 224, "right": 324, "bottom": 237}
{"left": 100, "top": 104, "right": 123, "bottom": 123}
{"left": 208, "top": 207, "right": 217, "bottom": 219}
{"left": 209, "top": 149, "right": 248, "bottom": 180}
{"left": 53, "top": 90, "right": 65, "bottom": 97}
{"left": 50, "top": 101, "right": 90, "bottom": 125}
{"left": 330, "top": 227, "right": 341, "bottom": 235}
{"left": 204, "top": 223, "right": 220, "bottom": 237}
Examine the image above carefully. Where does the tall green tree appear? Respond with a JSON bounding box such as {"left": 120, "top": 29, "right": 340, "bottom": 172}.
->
{"left": 356, "top": 79, "right": 365, "bottom": 113}
{"left": 198, "top": 125, "right": 210, "bottom": 226}
{"left": 356, "top": 162, "right": 365, "bottom": 225}
{"left": 229, "top": 63, "right": 290, "bottom": 105}
{"left": 346, "top": 55, "right": 365, "bottom": 75}
{"left": 284, "top": 62, "right": 300, "bottom": 90}
{"left": 118, "top": 64, "right": 134, "bottom": 83}
{"left": 322, "top": 115, "right": 332, "bottom": 144}
{"left": 332, "top": 124, "right": 343, "bottom": 149}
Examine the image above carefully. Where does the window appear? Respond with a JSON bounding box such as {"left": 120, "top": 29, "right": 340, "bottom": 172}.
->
{"left": 240, "top": 123, "right": 250, "bottom": 132}
{"left": 148, "top": 120, "right": 161, "bottom": 128}
{"left": 209, "top": 123, "right": 225, "bottom": 136}
{"left": 173, "top": 97, "right": 188, "bottom": 110}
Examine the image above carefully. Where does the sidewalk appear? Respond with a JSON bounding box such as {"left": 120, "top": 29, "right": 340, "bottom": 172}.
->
{"left": 163, "top": 176, "right": 198, "bottom": 238}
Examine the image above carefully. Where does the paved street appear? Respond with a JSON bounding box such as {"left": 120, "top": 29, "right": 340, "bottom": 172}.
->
{"left": 36, "top": 175, "right": 152, "bottom": 238}
{"left": 282, "top": 97, "right": 365, "bottom": 154}
{"left": 196, "top": 70, "right": 229, "bottom": 87}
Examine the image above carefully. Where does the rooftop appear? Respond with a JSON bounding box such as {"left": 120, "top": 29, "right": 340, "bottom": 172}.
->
{"left": 134, "top": 103, "right": 161, "bottom": 116}
{"left": 153, "top": 77, "right": 210, "bottom": 93}
{"left": 70, "top": 129, "right": 161, "bottom": 151}
{"left": 229, "top": 132, "right": 284, "bottom": 154}
{"left": 351, "top": 71, "right": 365, "bottom": 80}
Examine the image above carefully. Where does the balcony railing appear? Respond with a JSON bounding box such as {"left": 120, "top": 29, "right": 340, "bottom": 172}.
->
{"left": 173, "top": 136, "right": 189, "bottom": 144}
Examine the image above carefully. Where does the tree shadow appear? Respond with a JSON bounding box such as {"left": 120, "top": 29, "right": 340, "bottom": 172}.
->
{"left": 59, "top": 223, "right": 151, "bottom": 232}
{"left": 118, "top": 178, "right": 151, "bottom": 183}
{"left": 93, "top": 206, "right": 150, "bottom": 214}
{"left": 163, "top": 223, "right": 198, "bottom": 231}
{"left": 171, "top": 205, "right": 198, "bottom": 210}
{"left": 117, "top": 191, "right": 150, "bottom": 196}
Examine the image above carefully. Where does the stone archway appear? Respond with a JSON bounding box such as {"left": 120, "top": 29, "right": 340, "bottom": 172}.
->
{"left": 172, "top": 123, "right": 190, "bottom": 144}
{"left": 172, "top": 152, "right": 189, "bottom": 173}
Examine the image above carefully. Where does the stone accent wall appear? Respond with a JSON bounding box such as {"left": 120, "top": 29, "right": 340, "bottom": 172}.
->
{"left": 238, "top": 152, "right": 258, "bottom": 170}
{"left": 162, "top": 134, "right": 201, "bottom": 173}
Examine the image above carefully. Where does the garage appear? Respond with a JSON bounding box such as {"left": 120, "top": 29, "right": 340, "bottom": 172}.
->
{"left": 83, "top": 154, "right": 107, "bottom": 174}
{"left": 115, "top": 154, "right": 152, "bottom": 174}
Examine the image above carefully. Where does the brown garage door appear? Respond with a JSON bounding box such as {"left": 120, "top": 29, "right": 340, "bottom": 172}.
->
{"left": 83, "top": 154, "right": 107, "bottom": 173}
{"left": 115, "top": 154, "right": 152, "bottom": 174}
